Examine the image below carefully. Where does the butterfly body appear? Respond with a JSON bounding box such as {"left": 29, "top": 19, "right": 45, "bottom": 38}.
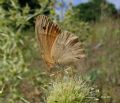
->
{"left": 35, "top": 15, "right": 85, "bottom": 69}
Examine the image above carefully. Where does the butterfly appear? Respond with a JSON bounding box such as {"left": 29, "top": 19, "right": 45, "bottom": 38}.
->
{"left": 35, "top": 15, "right": 85, "bottom": 69}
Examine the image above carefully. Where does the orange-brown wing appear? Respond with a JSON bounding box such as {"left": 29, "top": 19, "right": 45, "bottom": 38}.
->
{"left": 35, "top": 15, "right": 61, "bottom": 68}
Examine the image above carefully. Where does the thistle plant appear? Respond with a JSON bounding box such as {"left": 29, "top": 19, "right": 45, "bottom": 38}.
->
{"left": 47, "top": 78, "right": 98, "bottom": 103}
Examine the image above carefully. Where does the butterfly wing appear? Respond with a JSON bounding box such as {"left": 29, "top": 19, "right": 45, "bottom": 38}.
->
{"left": 51, "top": 31, "right": 85, "bottom": 66}
{"left": 35, "top": 15, "right": 61, "bottom": 68}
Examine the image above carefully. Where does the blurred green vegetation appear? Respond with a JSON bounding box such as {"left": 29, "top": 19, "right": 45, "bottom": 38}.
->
{"left": 0, "top": 0, "right": 120, "bottom": 103}
{"left": 73, "top": 0, "right": 117, "bottom": 22}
